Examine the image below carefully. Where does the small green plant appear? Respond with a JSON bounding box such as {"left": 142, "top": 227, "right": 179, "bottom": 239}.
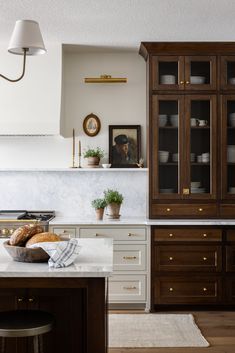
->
{"left": 91, "top": 198, "right": 107, "bottom": 209}
{"left": 83, "top": 147, "right": 104, "bottom": 159}
{"left": 104, "top": 189, "right": 124, "bottom": 205}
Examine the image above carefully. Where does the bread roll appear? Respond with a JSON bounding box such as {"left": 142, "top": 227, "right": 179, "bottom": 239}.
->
{"left": 10, "top": 224, "right": 35, "bottom": 246}
{"left": 30, "top": 225, "right": 44, "bottom": 236}
{"left": 26, "top": 232, "right": 60, "bottom": 247}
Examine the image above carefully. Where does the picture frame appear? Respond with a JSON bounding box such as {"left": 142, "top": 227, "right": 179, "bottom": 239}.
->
{"left": 109, "top": 125, "right": 141, "bottom": 168}
{"left": 83, "top": 113, "right": 101, "bottom": 137}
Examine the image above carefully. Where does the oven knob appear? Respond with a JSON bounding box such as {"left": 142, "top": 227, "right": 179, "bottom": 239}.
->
{"left": 2, "top": 228, "right": 9, "bottom": 236}
{"left": 9, "top": 228, "right": 15, "bottom": 235}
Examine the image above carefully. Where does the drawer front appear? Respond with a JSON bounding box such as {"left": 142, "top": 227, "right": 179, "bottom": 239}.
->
{"left": 155, "top": 245, "right": 222, "bottom": 272}
{"left": 152, "top": 203, "right": 217, "bottom": 217}
{"left": 226, "top": 246, "right": 235, "bottom": 272}
{"left": 226, "top": 278, "right": 235, "bottom": 304}
{"left": 52, "top": 227, "right": 76, "bottom": 238}
{"left": 154, "top": 228, "right": 222, "bottom": 242}
{"left": 109, "top": 275, "right": 146, "bottom": 302}
{"left": 226, "top": 230, "right": 235, "bottom": 242}
{"left": 154, "top": 277, "right": 221, "bottom": 304}
{"left": 79, "top": 228, "right": 146, "bottom": 241}
{"left": 113, "top": 245, "right": 146, "bottom": 271}
{"left": 219, "top": 204, "right": 235, "bottom": 218}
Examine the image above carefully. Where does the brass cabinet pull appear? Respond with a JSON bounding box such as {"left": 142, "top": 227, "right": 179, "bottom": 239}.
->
{"left": 203, "top": 257, "right": 207, "bottom": 261}
{"left": 123, "top": 286, "right": 137, "bottom": 290}
{"left": 123, "top": 256, "right": 137, "bottom": 260}
{"left": 17, "top": 297, "right": 24, "bottom": 303}
{"left": 166, "top": 208, "right": 171, "bottom": 212}
{"left": 28, "top": 298, "right": 35, "bottom": 303}
{"left": 169, "top": 233, "right": 173, "bottom": 237}
{"left": 183, "top": 188, "right": 190, "bottom": 195}
{"left": 169, "top": 257, "right": 173, "bottom": 261}
{"left": 203, "top": 233, "right": 207, "bottom": 237}
{"left": 203, "top": 287, "right": 207, "bottom": 292}
{"left": 128, "top": 233, "right": 133, "bottom": 236}
{"left": 180, "top": 80, "right": 184, "bottom": 84}
{"left": 169, "top": 287, "right": 174, "bottom": 292}
{"left": 198, "top": 208, "right": 203, "bottom": 212}
{"left": 186, "top": 80, "right": 190, "bottom": 84}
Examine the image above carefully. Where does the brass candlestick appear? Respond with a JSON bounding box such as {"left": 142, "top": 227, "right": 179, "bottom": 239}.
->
{"left": 78, "top": 140, "right": 82, "bottom": 168}
{"left": 70, "top": 128, "right": 78, "bottom": 168}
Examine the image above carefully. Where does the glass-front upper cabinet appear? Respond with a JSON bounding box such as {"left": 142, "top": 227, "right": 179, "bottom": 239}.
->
{"left": 221, "top": 56, "right": 235, "bottom": 90}
{"left": 152, "top": 95, "right": 184, "bottom": 199}
{"left": 185, "top": 95, "right": 217, "bottom": 199}
{"left": 152, "top": 55, "right": 216, "bottom": 91}
{"left": 184, "top": 56, "right": 217, "bottom": 90}
{"left": 221, "top": 95, "right": 235, "bottom": 199}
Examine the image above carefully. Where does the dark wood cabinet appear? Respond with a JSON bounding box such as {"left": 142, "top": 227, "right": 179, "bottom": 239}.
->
{"left": 140, "top": 42, "right": 235, "bottom": 218}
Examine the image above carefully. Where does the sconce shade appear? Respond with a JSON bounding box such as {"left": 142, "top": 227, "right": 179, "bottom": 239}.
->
{"left": 8, "top": 20, "right": 46, "bottom": 55}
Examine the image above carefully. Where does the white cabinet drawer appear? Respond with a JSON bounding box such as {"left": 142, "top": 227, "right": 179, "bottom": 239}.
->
{"left": 52, "top": 227, "right": 76, "bottom": 238}
{"left": 109, "top": 275, "right": 146, "bottom": 302}
{"left": 114, "top": 245, "right": 146, "bottom": 271}
{"left": 79, "top": 227, "right": 146, "bottom": 241}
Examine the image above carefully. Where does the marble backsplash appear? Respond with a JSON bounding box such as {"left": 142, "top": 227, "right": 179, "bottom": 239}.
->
{"left": 0, "top": 171, "right": 147, "bottom": 218}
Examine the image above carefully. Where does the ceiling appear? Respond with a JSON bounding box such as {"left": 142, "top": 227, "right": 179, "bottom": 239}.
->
{"left": 0, "top": 0, "right": 235, "bottom": 48}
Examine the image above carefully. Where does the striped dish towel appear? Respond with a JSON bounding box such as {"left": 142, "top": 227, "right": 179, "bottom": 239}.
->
{"left": 29, "top": 238, "right": 81, "bottom": 268}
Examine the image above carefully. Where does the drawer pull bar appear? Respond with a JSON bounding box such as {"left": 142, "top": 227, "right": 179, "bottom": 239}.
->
{"left": 169, "top": 287, "right": 173, "bottom": 292}
{"left": 123, "top": 256, "right": 137, "bottom": 260}
{"left": 203, "top": 287, "right": 207, "bottom": 292}
{"left": 169, "top": 257, "right": 173, "bottom": 261}
{"left": 203, "top": 257, "right": 207, "bottom": 261}
{"left": 123, "top": 286, "right": 137, "bottom": 290}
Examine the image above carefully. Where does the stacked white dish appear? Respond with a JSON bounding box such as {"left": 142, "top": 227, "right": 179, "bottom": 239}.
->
{"left": 202, "top": 152, "right": 210, "bottom": 163}
{"left": 160, "top": 188, "right": 174, "bottom": 193}
{"left": 229, "top": 113, "right": 235, "bottom": 127}
{"left": 228, "top": 145, "right": 235, "bottom": 162}
{"left": 191, "top": 181, "right": 206, "bottom": 193}
{"left": 170, "top": 114, "right": 178, "bottom": 127}
{"left": 229, "top": 77, "right": 235, "bottom": 85}
{"left": 172, "top": 153, "right": 179, "bottom": 162}
{"left": 229, "top": 187, "right": 235, "bottom": 194}
{"left": 160, "top": 75, "right": 176, "bottom": 84}
{"left": 159, "top": 114, "right": 167, "bottom": 127}
{"left": 190, "top": 76, "right": 206, "bottom": 84}
{"left": 159, "top": 150, "right": 169, "bottom": 163}
{"left": 191, "top": 153, "right": 195, "bottom": 162}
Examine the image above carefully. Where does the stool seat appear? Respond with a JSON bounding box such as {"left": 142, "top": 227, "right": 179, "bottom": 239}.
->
{"left": 0, "top": 310, "right": 53, "bottom": 337}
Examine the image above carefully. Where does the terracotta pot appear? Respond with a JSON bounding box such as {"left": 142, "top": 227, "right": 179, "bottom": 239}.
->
{"left": 107, "top": 203, "right": 121, "bottom": 219}
{"left": 86, "top": 157, "right": 100, "bottom": 167}
{"left": 95, "top": 208, "right": 104, "bottom": 220}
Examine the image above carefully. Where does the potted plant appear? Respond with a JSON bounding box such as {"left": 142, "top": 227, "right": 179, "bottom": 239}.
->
{"left": 83, "top": 147, "right": 104, "bottom": 168}
{"left": 104, "top": 189, "right": 124, "bottom": 219}
{"left": 91, "top": 198, "right": 107, "bottom": 220}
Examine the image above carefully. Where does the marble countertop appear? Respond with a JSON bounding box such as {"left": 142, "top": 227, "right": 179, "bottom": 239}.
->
{"left": 0, "top": 239, "right": 113, "bottom": 278}
{"left": 50, "top": 216, "right": 235, "bottom": 226}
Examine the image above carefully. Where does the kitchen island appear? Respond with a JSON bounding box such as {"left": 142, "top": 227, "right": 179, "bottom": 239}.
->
{"left": 0, "top": 238, "right": 113, "bottom": 353}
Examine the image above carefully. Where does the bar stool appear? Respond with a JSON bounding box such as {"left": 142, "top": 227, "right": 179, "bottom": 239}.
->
{"left": 0, "top": 310, "right": 54, "bottom": 353}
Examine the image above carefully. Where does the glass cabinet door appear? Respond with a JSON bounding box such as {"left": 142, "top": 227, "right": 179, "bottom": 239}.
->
{"left": 185, "top": 56, "right": 217, "bottom": 91}
{"left": 184, "top": 95, "right": 217, "bottom": 199}
{"left": 221, "top": 95, "right": 235, "bottom": 199}
{"left": 152, "top": 56, "right": 184, "bottom": 91}
{"left": 221, "top": 56, "right": 235, "bottom": 90}
{"left": 152, "top": 95, "right": 184, "bottom": 199}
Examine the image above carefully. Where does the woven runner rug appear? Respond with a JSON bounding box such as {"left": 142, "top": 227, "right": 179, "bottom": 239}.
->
{"left": 109, "top": 314, "right": 209, "bottom": 347}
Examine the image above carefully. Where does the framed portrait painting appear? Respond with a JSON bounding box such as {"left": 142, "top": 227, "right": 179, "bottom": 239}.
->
{"left": 83, "top": 113, "right": 101, "bottom": 137}
{"left": 109, "top": 125, "right": 141, "bottom": 168}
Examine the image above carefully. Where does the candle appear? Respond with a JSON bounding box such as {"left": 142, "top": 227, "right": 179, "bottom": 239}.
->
{"left": 78, "top": 140, "right": 81, "bottom": 156}
{"left": 72, "top": 128, "right": 75, "bottom": 157}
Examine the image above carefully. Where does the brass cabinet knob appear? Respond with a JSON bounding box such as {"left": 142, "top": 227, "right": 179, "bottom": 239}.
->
{"left": 9, "top": 228, "right": 16, "bottom": 235}
{"left": 180, "top": 80, "right": 184, "bottom": 84}
{"left": 128, "top": 233, "right": 132, "bottom": 236}
{"left": 203, "top": 233, "right": 207, "bottom": 237}
{"left": 169, "top": 233, "right": 173, "bottom": 237}
{"left": 28, "top": 298, "right": 35, "bottom": 303}
{"left": 17, "top": 297, "right": 24, "bottom": 303}
{"left": 169, "top": 287, "right": 174, "bottom": 292}
{"left": 186, "top": 81, "right": 190, "bottom": 84}
{"left": 203, "top": 257, "right": 207, "bottom": 261}
{"left": 203, "top": 287, "right": 207, "bottom": 292}
{"left": 166, "top": 208, "right": 171, "bottom": 212}
{"left": 2, "top": 228, "right": 9, "bottom": 236}
{"left": 169, "top": 257, "right": 173, "bottom": 261}
{"left": 198, "top": 208, "right": 203, "bottom": 212}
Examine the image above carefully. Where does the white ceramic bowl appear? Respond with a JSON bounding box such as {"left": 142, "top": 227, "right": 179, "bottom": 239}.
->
{"left": 172, "top": 153, "right": 179, "bottom": 162}
{"left": 102, "top": 164, "right": 111, "bottom": 168}
{"left": 229, "top": 187, "right": 235, "bottom": 193}
{"left": 229, "top": 77, "right": 235, "bottom": 85}
{"left": 159, "top": 151, "right": 169, "bottom": 163}
{"left": 191, "top": 181, "right": 201, "bottom": 188}
{"left": 190, "top": 76, "right": 206, "bottom": 84}
{"left": 170, "top": 115, "right": 178, "bottom": 127}
{"left": 159, "top": 115, "right": 167, "bottom": 127}
{"left": 160, "top": 75, "right": 176, "bottom": 84}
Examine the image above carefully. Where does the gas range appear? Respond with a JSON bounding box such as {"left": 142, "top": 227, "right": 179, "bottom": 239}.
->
{"left": 0, "top": 210, "right": 55, "bottom": 238}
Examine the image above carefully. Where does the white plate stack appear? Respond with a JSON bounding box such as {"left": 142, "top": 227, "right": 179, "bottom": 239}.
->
{"left": 190, "top": 76, "right": 206, "bottom": 84}
{"left": 229, "top": 113, "right": 235, "bottom": 127}
{"left": 160, "top": 75, "right": 176, "bottom": 84}
{"left": 170, "top": 114, "right": 178, "bottom": 127}
{"left": 191, "top": 181, "right": 206, "bottom": 193}
{"left": 159, "top": 114, "right": 167, "bottom": 127}
{"left": 159, "top": 151, "right": 169, "bottom": 163}
{"left": 228, "top": 145, "right": 235, "bottom": 162}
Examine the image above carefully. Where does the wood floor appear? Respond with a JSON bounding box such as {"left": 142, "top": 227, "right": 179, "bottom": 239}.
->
{"left": 108, "top": 311, "right": 235, "bottom": 353}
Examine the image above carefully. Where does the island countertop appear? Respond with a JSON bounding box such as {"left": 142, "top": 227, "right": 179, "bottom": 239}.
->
{"left": 0, "top": 238, "right": 113, "bottom": 278}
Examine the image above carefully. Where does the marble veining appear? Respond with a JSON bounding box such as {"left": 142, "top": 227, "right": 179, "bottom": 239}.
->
{"left": 0, "top": 238, "right": 113, "bottom": 277}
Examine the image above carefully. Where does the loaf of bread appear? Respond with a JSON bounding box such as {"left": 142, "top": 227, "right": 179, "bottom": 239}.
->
{"left": 26, "top": 232, "right": 60, "bottom": 247}
{"left": 9, "top": 224, "right": 44, "bottom": 246}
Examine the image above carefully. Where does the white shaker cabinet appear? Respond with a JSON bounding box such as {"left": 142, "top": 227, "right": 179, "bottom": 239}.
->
{"left": 0, "top": 43, "right": 62, "bottom": 135}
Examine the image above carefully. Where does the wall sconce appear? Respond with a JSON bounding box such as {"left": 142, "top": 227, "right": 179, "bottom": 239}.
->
{"left": 0, "top": 20, "right": 46, "bottom": 83}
